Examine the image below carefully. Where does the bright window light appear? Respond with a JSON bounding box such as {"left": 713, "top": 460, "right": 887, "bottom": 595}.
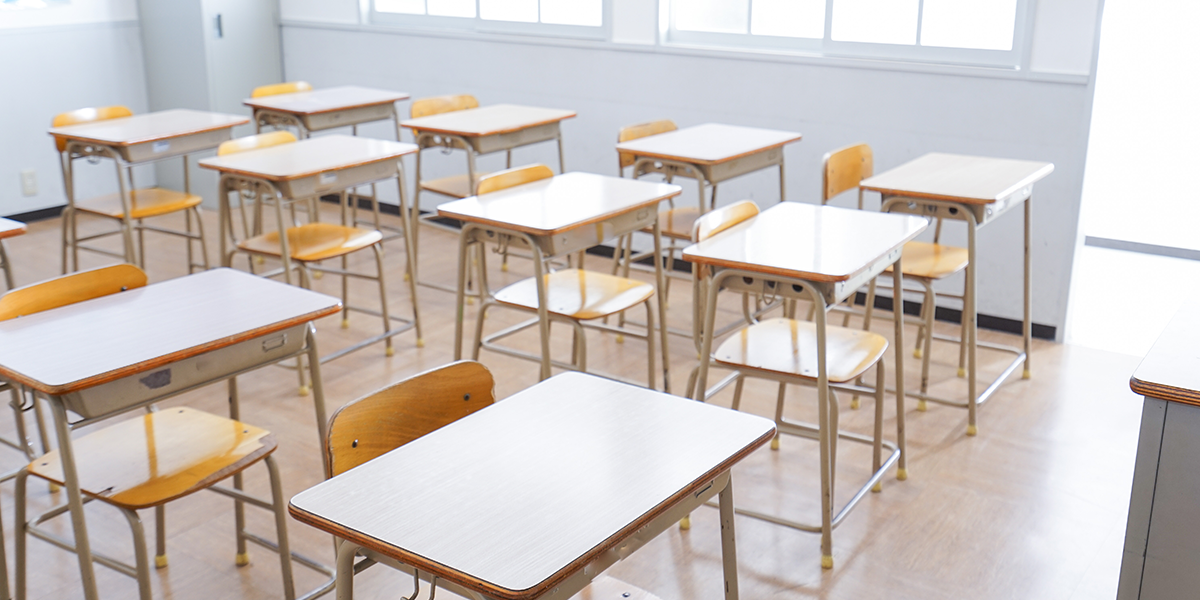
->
{"left": 675, "top": 0, "right": 749, "bottom": 35}
{"left": 541, "top": 0, "right": 602, "bottom": 26}
{"left": 921, "top": 0, "right": 1017, "bottom": 51}
{"left": 750, "top": 0, "right": 824, "bottom": 39}
{"left": 480, "top": 0, "right": 537, "bottom": 22}
{"left": 428, "top": 0, "right": 475, "bottom": 18}
{"left": 375, "top": 0, "right": 424, "bottom": 14}
{"left": 831, "top": 0, "right": 919, "bottom": 45}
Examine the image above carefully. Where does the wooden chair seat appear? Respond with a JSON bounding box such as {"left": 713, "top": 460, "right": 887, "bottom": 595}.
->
{"left": 639, "top": 206, "right": 700, "bottom": 240}
{"left": 28, "top": 407, "right": 274, "bottom": 511}
{"left": 886, "top": 241, "right": 969, "bottom": 280}
{"left": 238, "top": 222, "right": 382, "bottom": 262}
{"left": 75, "top": 187, "right": 203, "bottom": 220}
{"left": 714, "top": 317, "right": 889, "bottom": 384}
{"left": 0, "top": 217, "right": 26, "bottom": 240}
{"left": 419, "top": 173, "right": 490, "bottom": 199}
{"left": 494, "top": 269, "right": 656, "bottom": 321}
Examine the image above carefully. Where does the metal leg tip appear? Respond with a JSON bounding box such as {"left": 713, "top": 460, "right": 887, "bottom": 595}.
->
{"left": 871, "top": 481, "right": 882, "bottom": 493}
{"left": 615, "top": 334, "right": 625, "bottom": 344}
{"left": 1022, "top": 368, "right": 1032, "bottom": 380}
{"left": 850, "top": 398, "right": 860, "bottom": 410}
{"left": 913, "top": 348, "right": 923, "bottom": 359}
{"left": 770, "top": 436, "right": 780, "bottom": 451}
{"left": 501, "top": 263, "right": 509, "bottom": 272}
{"left": 917, "top": 400, "right": 928, "bottom": 412}
{"left": 403, "top": 272, "right": 410, "bottom": 282}
{"left": 235, "top": 552, "right": 250, "bottom": 567}
{"left": 897, "top": 468, "right": 908, "bottom": 481}
{"left": 967, "top": 424, "right": 978, "bottom": 436}
{"left": 466, "top": 297, "right": 475, "bottom": 306}
{"left": 254, "top": 256, "right": 265, "bottom": 265}
{"left": 341, "top": 319, "right": 351, "bottom": 329}
{"left": 385, "top": 346, "right": 395, "bottom": 357}
{"left": 679, "top": 515, "right": 691, "bottom": 530}
{"left": 416, "top": 338, "right": 426, "bottom": 348}
{"left": 312, "top": 271, "right": 323, "bottom": 280}
{"left": 957, "top": 368, "right": 966, "bottom": 378}
{"left": 821, "top": 555, "right": 834, "bottom": 570}
{"left": 155, "top": 555, "right": 168, "bottom": 569}
{"left": 298, "top": 385, "right": 310, "bottom": 397}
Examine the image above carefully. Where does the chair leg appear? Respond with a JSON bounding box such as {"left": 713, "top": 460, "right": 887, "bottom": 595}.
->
{"left": 341, "top": 255, "right": 351, "bottom": 328}
{"left": 643, "top": 300, "right": 655, "bottom": 389}
{"left": 730, "top": 375, "right": 745, "bottom": 411}
{"left": 920, "top": 282, "right": 935, "bottom": 399}
{"left": 771, "top": 383, "right": 786, "bottom": 451}
{"left": 155, "top": 506, "right": 167, "bottom": 568}
{"left": 117, "top": 507, "right": 153, "bottom": 600}
{"left": 372, "top": 244, "right": 395, "bottom": 357}
{"left": 572, "top": 321, "right": 588, "bottom": 373}
{"left": 9, "top": 389, "right": 34, "bottom": 461}
{"left": 829, "top": 389, "right": 840, "bottom": 502}
{"left": 265, "top": 455, "right": 297, "bottom": 600}
{"left": 233, "top": 470, "right": 249, "bottom": 567}
{"left": 872, "top": 359, "right": 886, "bottom": 493}
{"left": 193, "top": 206, "right": 211, "bottom": 270}
{"left": 0, "top": 240, "right": 13, "bottom": 290}
{"left": 15, "top": 469, "right": 28, "bottom": 600}
{"left": 472, "top": 302, "right": 490, "bottom": 361}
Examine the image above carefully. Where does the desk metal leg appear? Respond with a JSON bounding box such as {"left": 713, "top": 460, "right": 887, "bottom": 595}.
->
{"left": 892, "top": 256, "right": 908, "bottom": 478}
{"left": 652, "top": 220, "right": 671, "bottom": 393}
{"left": 453, "top": 228, "right": 472, "bottom": 361}
{"left": 530, "top": 241, "right": 553, "bottom": 381}
{"left": 966, "top": 217, "right": 978, "bottom": 436}
{"left": 1023, "top": 196, "right": 1033, "bottom": 378}
{"left": 556, "top": 130, "right": 566, "bottom": 173}
{"left": 812, "top": 295, "right": 834, "bottom": 569}
{"left": 335, "top": 540, "right": 360, "bottom": 600}
{"left": 778, "top": 158, "right": 786, "bottom": 202}
{"left": 396, "top": 163, "right": 424, "bottom": 347}
{"left": 719, "top": 476, "right": 739, "bottom": 600}
{"left": 306, "top": 324, "right": 331, "bottom": 478}
{"left": 48, "top": 399, "right": 99, "bottom": 600}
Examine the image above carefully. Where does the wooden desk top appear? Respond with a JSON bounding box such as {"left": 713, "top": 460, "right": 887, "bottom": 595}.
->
{"left": 399, "top": 104, "right": 576, "bottom": 137}
{"left": 860, "top": 152, "right": 1055, "bottom": 205}
{"left": 682, "top": 202, "right": 928, "bottom": 283}
{"left": 198, "top": 134, "right": 417, "bottom": 181}
{"left": 289, "top": 372, "right": 775, "bottom": 600}
{"left": 613, "top": 123, "right": 802, "bottom": 165}
{"left": 0, "top": 217, "right": 26, "bottom": 240}
{"left": 437, "top": 172, "right": 681, "bottom": 237}
{"left": 242, "top": 85, "right": 410, "bottom": 115}
{"left": 1131, "top": 304, "right": 1200, "bottom": 407}
{"left": 48, "top": 109, "right": 249, "bottom": 147}
{"left": 0, "top": 269, "right": 340, "bottom": 395}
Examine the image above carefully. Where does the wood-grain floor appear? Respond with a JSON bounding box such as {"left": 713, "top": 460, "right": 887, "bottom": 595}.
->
{"left": 0, "top": 206, "right": 1140, "bottom": 599}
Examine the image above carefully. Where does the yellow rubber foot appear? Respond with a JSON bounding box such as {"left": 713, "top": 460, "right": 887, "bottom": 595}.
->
{"left": 235, "top": 552, "right": 250, "bottom": 567}
{"left": 1022, "top": 368, "right": 1032, "bottom": 380}
{"left": 913, "top": 348, "right": 923, "bottom": 359}
{"left": 298, "top": 385, "right": 310, "bottom": 397}
{"left": 871, "top": 481, "right": 882, "bottom": 493}
{"left": 341, "top": 319, "right": 350, "bottom": 329}
{"left": 616, "top": 334, "right": 625, "bottom": 344}
{"left": 313, "top": 271, "right": 323, "bottom": 280}
{"left": 917, "top": 400, "right": 928, "bottom": 412}
{"left": 679, "top": 515, "right": 691, "bottom": 530}
{"left": 770, "top": 436, "right": 780, "bottom": 451}
{"left": 466, "top": 297, "right": 475, "bottom": 306}
{"left": 416, "top": 338, "right": 426, "bottom": 348}
{"left": 404, "top": 272, "right": 410, "bottom": 282}
{"left": 49, "top": 482, "right": 61, "bottom": 493}
{"left": 957, "top": 367, "right": 966, "bottom": 378}
{"left": 850, "top": 398, "right": 860, "bottom": 410}
{"left": 967, "top": 424, "right": 978, "bottom": 436}
{"left": 155, "top": 555, "right": 168, "bottom": 569}
{"left": 897, "top": 468, "right": 908, "bottom": 481}
{"left": 254, "top": 256, "right": 265, "bottom": 265}
{"left": 821, "top": 555, "right": 834, "bottom": 570}
{"left": 385, "top": 346, "right": 395, "bottom": 357}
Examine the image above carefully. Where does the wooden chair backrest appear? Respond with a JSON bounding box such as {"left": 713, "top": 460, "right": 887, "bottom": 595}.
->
{"left": 0, "top": 264, "right": 147, "bottom": 321}
{"left": 410, "top": 94, "right": 479, "bottom": 119}
{"left": 325, "top": 360, "right": 496, "bottom": 477}
{"left": 617, "top": 119, "right": 677, "bottom": 169}
{"left": 693, "top": 200, "right": 759, "bottom": 243}
{"left": 822, "top": 143, "right": 874, "bottom": 203}
{"left": 476, "top": 164, "right": 555, "bottom": 195}
{"left": 52, "top": 106, "right": 134, "bottom": 151}
{"left": 217, "top": 131, "right": 297, "bottom": 156}
{"left": 251, "top": 81, "right": 313, "bottom": 98}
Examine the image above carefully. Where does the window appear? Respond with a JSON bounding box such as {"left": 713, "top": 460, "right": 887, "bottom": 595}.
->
{"left": 668, "top": 0, "right": 1027, "bottom": 67}
{"left": 373, "top": 0, "right": 606, "bottom": 38}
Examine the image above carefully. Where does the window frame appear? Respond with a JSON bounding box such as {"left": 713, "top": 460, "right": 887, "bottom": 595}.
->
{"left": 370, "top": 0, "right": 612, "bottom": 41}
{"left": 664, "top": 0, "right": 1032, "bottom": 69}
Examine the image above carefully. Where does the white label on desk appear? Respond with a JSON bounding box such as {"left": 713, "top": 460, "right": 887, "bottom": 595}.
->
{"left": 319, "top": 172, "right": 337, "bottom": 185}
{"left": 152, "top": 141, "right": 170, "bottom": 154}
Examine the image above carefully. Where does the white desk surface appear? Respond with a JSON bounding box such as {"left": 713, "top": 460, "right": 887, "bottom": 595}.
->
{"left": 614, "top": 123, "right": 802, "bottom": 165}
{"left": 0, "top": 269, "right": 340, "bottom": 395}
{"left": 437, "top": 172, "right": 681, "bottom": 237}
{"left": 198, "top": 134, "right": 417, "bottom": 181}
{"left": 289, "top": 372, "right": 775, "bottom": 599}
{"left": 860, "top": 152, "right": 1055, "bottom": 206}
{"left": 243, "top": 85, "right": 410, "bottom": 115}
{"left": 47, "top": 109, "right": 249, "bottom": 147}
{"left": 0, "top": 217, "right": 26, "bottom": 240}
{"left": 682, "top": 202, "right": 928, "bottom": 283}
{"left": 1131, "top": 303, "right": 1200, "bottom": 407}
{"left": 399, "top": 104, "right": 576, "bottom": 137}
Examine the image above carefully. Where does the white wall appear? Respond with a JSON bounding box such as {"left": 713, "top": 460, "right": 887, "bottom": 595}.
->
{"left": 0, "top": 2, "right": 150, "bottom": 216}
{"left": 283, "top": 0, "right": 1101, "bottom": 337}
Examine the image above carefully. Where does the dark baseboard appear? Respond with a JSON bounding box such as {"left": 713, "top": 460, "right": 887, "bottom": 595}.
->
{"left": 8, "top": 205, "right": 65, "bottom": 223}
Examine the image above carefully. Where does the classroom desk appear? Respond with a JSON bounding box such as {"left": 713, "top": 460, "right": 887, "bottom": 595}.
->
{"left": 682, "top": 201, "right": 926, "bottom": 565}
{"left": 289, "top": 372, "right": 776, "bottom": 600}
{"left": 48, "top": 109, "right": 249, "bottom": 271}
{"left": 244, "top": 85, "right": 410, "bottom": 139}
{"left": 199, "top": 134, "right": 423, "bottom": 360}
{"left": 614, "top": 123, "right": 801, "bottom": 208}
{"left": 860, "top": 153, "right": 1054, "bottom": 436}
{"left": 0, "top": 268, "right": 339, "bottom": 600}
{"left": 0, "top": 217, "right": 26, "bottom": 289}
{"left": 1119, "top": 304, "right": 1200, "bottom": 599}
{"left": 438, "top": 172, "right": 681, "bottom": 388}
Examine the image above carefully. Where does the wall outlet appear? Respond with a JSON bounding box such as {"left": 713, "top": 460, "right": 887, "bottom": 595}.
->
{"left": 19, "top": 169, "right": 36, "bottom": 197}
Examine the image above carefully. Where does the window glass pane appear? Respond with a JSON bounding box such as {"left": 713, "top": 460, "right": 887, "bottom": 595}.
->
{"left": 541, "top": 0, "right": 602, "bottom": 26}
{"left": 921, "top": 0, "right": 1017, "bottom": 51}
{"left": 831, "top": 0, "right": 918, "bottom": 45}
{"left": 674, "top": 0, "right": 749, "bottom": 35}
{"left": 481, "top": 0, "right": 537, "bottom": 22}
{"left": 376, "top": 0, "right": 424, "bottom": 14}
{"left": 750, "top": 0, "right": 824, "bottom": 38}
{"left": 427, "top": 0, "right": 475, "bottom": 17}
